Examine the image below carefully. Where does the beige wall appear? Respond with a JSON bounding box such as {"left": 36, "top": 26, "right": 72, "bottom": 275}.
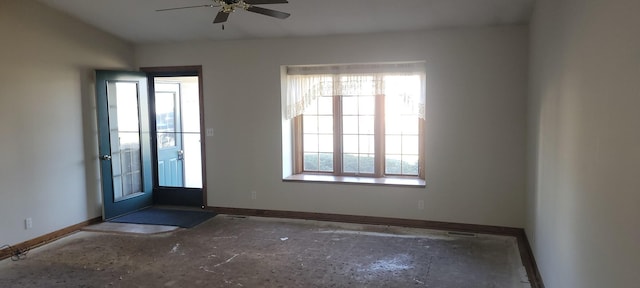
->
{"left": 0, "top": 0, "right": 528, "bottom": 247}
{"left": 136, "top": 26, "right": 528, "bottom": 228}
{"left": 0, "top": 0, "right": 134, "bottom": 245}
{"left": 527, "top": 0, "right": 640, "bottom": 287}
{"left": 5, "top": 0, "right": 639, "bottom": 284}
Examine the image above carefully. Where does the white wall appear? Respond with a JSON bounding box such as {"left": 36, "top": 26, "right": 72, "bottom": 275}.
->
{"left": 137, "top": 26, "right": 528, "bottom": 228}
{"left": 0, "top": 0, "right": 134, "bottom": 245}
{"left": 527, "top": 0, "right": 640, "bottom": 287}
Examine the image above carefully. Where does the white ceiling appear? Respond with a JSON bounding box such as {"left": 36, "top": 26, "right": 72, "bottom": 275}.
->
{"left": 36, "top": 0, "right": 533, "bottom": 44}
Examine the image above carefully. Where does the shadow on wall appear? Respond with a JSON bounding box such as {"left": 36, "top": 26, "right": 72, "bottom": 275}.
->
{"left": 79, "top": 67, "right": 103, "bottom": 219}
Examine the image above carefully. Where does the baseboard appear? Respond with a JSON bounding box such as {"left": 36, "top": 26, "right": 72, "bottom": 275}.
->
{"left": 518, "top": 230, "right": 545, "bottom": 288}
{"left": 209, "top": 206, "right": 544, "bottom": 288}
{"left": 0, "top": 217, "right": 102, "bottom": 261}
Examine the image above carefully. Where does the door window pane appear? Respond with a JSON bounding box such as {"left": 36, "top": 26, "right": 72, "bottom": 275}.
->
{"left": 155, "top": 91, "right": 177, "bottom": 148}
{"left": 107, "top": 81, "right": 143, "bottom": 200}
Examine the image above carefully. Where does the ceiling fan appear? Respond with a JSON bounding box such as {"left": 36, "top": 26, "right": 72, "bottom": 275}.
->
{"left": 157, "top": 0, "right": 291, "bottom": 24}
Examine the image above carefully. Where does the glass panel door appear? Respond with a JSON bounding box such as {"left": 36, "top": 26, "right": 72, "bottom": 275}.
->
{"left": 154, "top": 76, "right": 202, "bottom": 189}
{"left": 96, "top": 70, "right": 153, "bottom": 219}
{"left": 155, "top": 83, "right": 184, "bottom": 187}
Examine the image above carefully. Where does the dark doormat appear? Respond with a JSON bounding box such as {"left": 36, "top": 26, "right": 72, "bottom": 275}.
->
{"left": 109, "top": 207, "right": 216, "bottom": 228}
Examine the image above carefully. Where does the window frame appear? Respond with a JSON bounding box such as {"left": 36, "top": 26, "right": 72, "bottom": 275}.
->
{"left": 292, "top": 78, "right": 425, "bottom": 181}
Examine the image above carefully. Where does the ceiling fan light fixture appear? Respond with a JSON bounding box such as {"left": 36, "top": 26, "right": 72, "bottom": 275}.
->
{"left": 157, "top": 0, "right": 290, "bottom": 24}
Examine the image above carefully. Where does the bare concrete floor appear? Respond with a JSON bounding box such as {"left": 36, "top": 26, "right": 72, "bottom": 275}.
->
{"left": 0, "top": 215, "right": 531, "bottom": 287}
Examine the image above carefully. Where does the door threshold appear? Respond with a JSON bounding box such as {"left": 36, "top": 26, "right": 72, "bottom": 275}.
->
{"left": 83, "top": 222, "right": 180, "bottom": 235}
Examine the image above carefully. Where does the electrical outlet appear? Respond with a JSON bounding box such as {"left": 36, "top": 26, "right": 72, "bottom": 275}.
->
{"left": 251, "top": 190, "right": 257, "bottom": 200}
{"left": 418, "top": 200, "right": 424, "bottom": 210}
{"left": 206, "top": 128, "right": 214, "bottom": 137}
{"left": 25, "top": 217, "right": 33, "bottom": 229}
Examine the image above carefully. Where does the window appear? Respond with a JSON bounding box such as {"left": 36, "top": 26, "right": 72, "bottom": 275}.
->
{"left": 285, "top": 62, "right": 426, "bottom": 183}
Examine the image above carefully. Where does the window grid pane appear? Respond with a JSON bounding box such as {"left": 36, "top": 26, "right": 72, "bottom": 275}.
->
{"left": 384, "top": 83, "right": 420, "bottom": 176}
{"left": 302, "top": 95, "right": 333, "bottom": 172}
{"left": 342, "top": 93, "right": 375, "bottom": 175}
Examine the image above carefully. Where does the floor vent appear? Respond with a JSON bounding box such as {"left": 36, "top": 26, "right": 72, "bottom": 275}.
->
{"left": 447, "top": 231, "right": 477, "bottom": 237}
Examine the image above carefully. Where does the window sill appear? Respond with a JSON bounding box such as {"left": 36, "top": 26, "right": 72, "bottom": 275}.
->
{"left": 283, "top": 174, "right": 425, "bottom": 188}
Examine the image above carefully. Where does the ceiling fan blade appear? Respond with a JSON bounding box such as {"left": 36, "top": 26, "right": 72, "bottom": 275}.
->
{"left": 213, "top": 11, "right": 230, "bottom": 23}
{"left": 246, "top": 6, "right": 290, "bottom": 19}
{"left": 244, "top": 0, "right": 288, "bottom": 4}
{"left": 156, "top": 4, "right": 217, "bottom": 12}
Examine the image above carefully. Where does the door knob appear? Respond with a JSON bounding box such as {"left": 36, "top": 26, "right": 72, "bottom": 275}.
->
{"left": 177, "top": 150, "right": 184, "bottom": 160}
{"left": 100, "top": 155, "right": 112, "bottom": 160}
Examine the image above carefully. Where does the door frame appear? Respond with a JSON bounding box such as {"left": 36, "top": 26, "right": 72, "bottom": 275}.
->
{"left": 141, "top": 66, "right": 207, "bottom": 207}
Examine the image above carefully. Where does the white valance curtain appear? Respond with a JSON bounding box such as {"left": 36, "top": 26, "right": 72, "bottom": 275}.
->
{"left": 285, "top": 62, "right": 426, "bottom": 120}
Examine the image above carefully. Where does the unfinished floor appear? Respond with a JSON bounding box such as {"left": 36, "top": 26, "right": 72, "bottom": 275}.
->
{"left": 0, "top": 215, "right": 530, "bottom": 287}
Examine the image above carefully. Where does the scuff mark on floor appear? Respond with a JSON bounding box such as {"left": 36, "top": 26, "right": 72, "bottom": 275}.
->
{"left": 369, "top": 258, "right": 411, "bottom": 272}
{"left": 211, "top": 236, "right": 238, "bottom": 240}
{"left": 223, "top": 279, "right": 244, "bottom": 286}
{"left": 360, "top": 254, "right": 413, "bottom": 273}
{"left": 170, "top": 243, "right": 180, "bottom": 253}
{"left": 214, "top": 253, "right": 240, "bottom": 268}
{"left": 199, "top": 253, "right": 240, "bottom": 273}
{"left": 425, "top": 255, "right": 434, "bottom": 282}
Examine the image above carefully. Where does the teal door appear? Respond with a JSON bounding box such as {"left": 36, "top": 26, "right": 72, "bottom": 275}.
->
{"left": 154, "top": 82, "right": 184, "bottom": 187}
{"left": 96, "top": 70, "right": 153, "bottom": 220}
